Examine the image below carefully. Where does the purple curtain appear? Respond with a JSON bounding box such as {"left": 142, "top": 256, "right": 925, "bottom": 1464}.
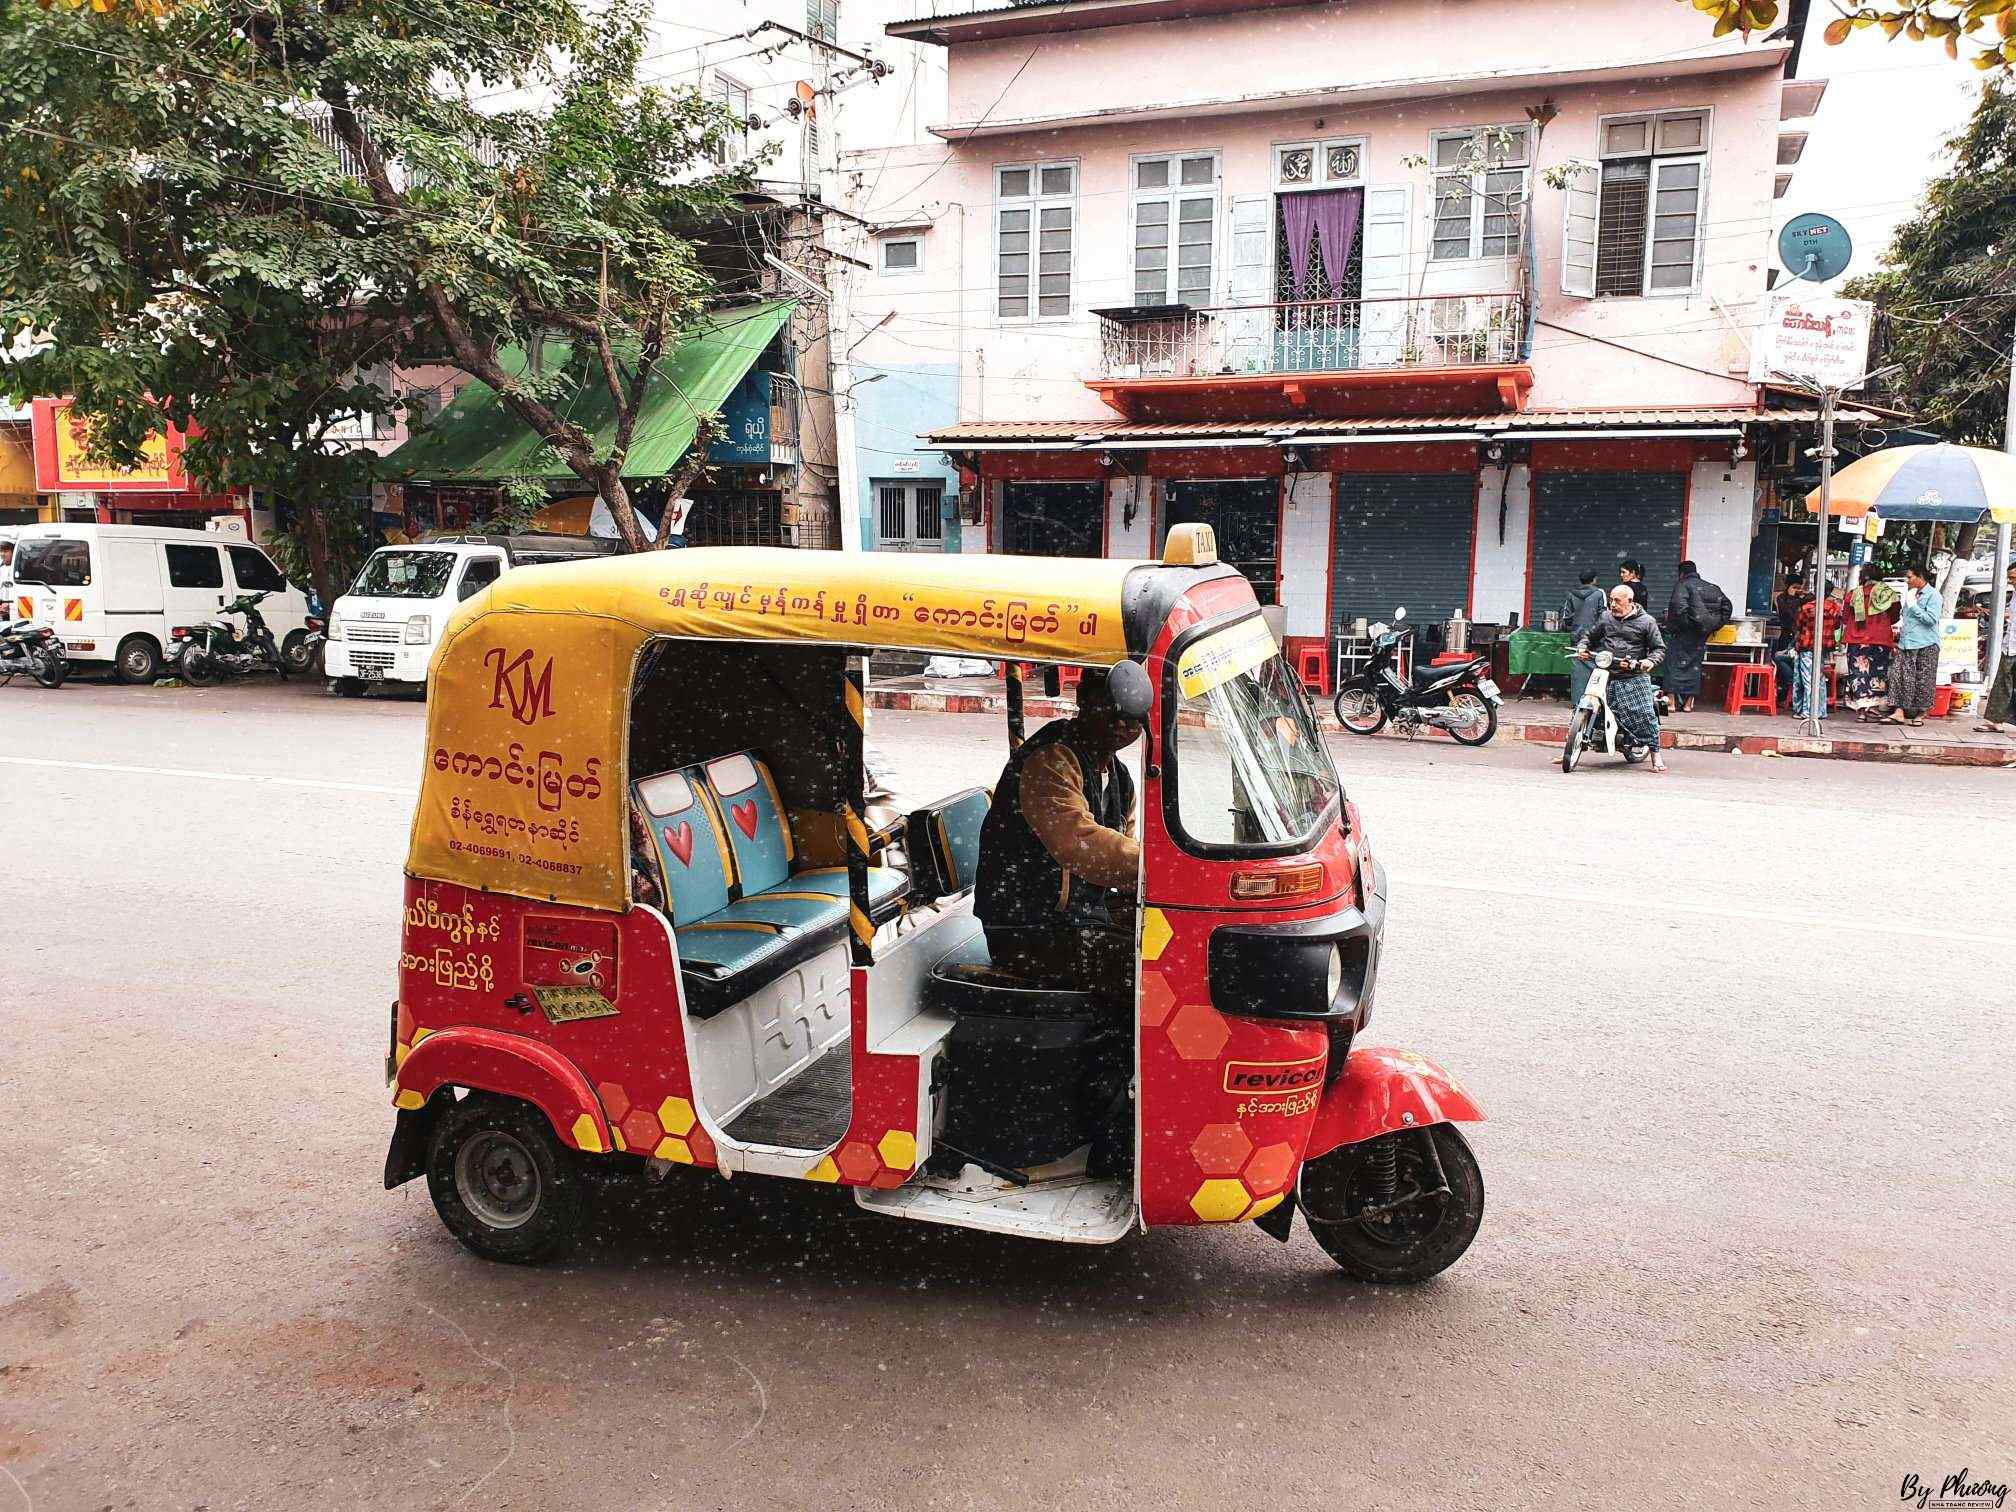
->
{"left": 1281, "top": 188, "right": 1364, "bottom": 301}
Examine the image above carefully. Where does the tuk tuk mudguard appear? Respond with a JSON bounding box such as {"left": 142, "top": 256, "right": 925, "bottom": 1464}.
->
{"left": 1301, "top": 1046, "right": 1485, "bottom": 1163}
{"left": 392, "top": 1025, "right": 615, "bottom": 1156}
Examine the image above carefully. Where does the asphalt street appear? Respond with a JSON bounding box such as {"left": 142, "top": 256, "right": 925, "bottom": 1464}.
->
{"left": 2, "top": 674, "right": 2012, "bottom": 1511}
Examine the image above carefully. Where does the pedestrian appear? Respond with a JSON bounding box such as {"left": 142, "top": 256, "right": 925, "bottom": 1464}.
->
{"left": 1772, "top": 572, "right": 1808, "bottom": 710}
{"left": 1791, "top": 585, "right": 1841, "bottom": 720}
{"left": 1663, "top": 559, "right": 1732, "bottom": 713}
{"left": 1972, "top": 561, "right": 2016, "bottom": 733}
{"left": 1885, "top": 562, "right": 1943, "bottom": 727}
{"left": 1561, "top": 568, "right": 1606, "bottom": 707}
{"left": 1841, "top": 571, "right": 1899, "bottom": 722}
{"left": 1571, "top": 584, "right": 1669, "bottom": 773}
{"left": 1619, "top": 558, "right": 1654, "bottom": 614}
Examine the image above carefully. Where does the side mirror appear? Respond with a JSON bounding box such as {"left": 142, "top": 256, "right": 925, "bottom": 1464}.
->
{"left": 1394, "top": 606, "right": 1407, "bottom": 621}
{"left": 1108, "top": 658, "right": 1154, "bottom": 721}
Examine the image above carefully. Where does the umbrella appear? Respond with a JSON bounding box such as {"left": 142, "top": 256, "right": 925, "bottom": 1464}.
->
{"left": 1809, "top": 443, "right": 2016, "bottom": 523}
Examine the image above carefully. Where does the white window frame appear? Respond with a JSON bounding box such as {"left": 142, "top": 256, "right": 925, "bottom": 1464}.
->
{"left": 1130, "top": 151, "right": 1221, "bottom": 309}
{"left": 1271, "top": 136, "right": 1365, "bottom": 192}
{"left": 878, "top": 234, "right": 924, "bottom": 276}
{"left": 1592, "top": 108, "right": 1712, "bottom": 298}
{"left": 1427, "top": 124, "right": 1532, "bottom": 263}
{"left": 995, "top": 159, "right": 1077, "bottom": 322}
{"left": 711, "top": 72, "right": 752, "bottom": 164}
{"left": 874, "top": 479, "right": 946, "bottom": 549}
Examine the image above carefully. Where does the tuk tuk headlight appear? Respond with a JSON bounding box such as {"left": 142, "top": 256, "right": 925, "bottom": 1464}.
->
{"left": 403, "top": 615, "right": 430, "bottom": 645}
{"left": 1326, "top": 946, "right": 1345, "bottom": 1004}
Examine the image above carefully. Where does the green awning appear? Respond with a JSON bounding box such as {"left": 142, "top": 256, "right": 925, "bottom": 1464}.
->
{"left": 385, "top": 299, "right": 794, "bottom": 482}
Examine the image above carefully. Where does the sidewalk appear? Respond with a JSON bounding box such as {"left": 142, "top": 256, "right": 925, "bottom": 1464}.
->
{"left": 865, "top": 674, "right": 2016, "bottom": 768}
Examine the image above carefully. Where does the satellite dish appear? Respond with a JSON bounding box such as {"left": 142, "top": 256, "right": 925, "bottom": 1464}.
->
{"left": 1778, "top": 213, "right": 1853, "bottom": 283}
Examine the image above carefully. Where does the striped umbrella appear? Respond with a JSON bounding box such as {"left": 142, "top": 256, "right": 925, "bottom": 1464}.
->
{"left": 1808, "top": 444, "right": 2016, "bottom": 523}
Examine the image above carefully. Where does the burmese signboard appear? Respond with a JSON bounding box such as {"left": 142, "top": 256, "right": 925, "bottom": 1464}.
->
{"left": 1749, "top": 295, "right": 1874, "bottom": 390}
{"left": 30, "top": 398, "right": 188, "bottom": 492}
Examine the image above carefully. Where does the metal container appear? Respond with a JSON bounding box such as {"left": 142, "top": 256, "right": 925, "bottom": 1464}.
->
{"left": 1351, "top": 616, "right": 1369, "bottom": 638}
{"left": 1541, "top": 609, "right": 1561, "bottom": 631}
{"left": 1446, "top": 613, "right": 1469, "bottom": 653}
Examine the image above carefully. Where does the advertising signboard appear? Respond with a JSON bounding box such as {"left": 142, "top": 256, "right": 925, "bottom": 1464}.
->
{"left": 31, "top": 398, "right": 188, "bottom": 492}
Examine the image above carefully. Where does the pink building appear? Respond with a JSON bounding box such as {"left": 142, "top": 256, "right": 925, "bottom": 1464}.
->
{"left": 834, "top": 0, "right": 1850, "bottom": 673}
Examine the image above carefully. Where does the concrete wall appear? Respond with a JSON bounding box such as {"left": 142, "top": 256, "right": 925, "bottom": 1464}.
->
{"left": 852, "top": 359, "right": 961, "bottom": 551}
{"left": 1279, "top": 471, "right": 1331, "bottom": 638}
{"left": 1472, "top": 463, "right": 1532, "bottom": 623}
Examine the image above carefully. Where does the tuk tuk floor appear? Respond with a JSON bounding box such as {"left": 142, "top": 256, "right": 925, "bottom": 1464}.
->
{"left": 4, "top": 677, "right": 2014, "bottom": 1512}
{"left": 722, "top": 1040, "right": 853, "bottom": 1149}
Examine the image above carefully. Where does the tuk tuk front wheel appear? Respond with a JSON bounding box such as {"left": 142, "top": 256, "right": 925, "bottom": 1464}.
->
{"left": 1302, "top": 1124, "right": 1483, "bottom": 1284}
{"left": 425, "top": 1095, "right": 586, "bottom": 1264}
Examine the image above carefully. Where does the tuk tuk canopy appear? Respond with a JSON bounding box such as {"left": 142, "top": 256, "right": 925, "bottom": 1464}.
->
{"left": 408, "top": 547, "right": 1163, "bottom": 910}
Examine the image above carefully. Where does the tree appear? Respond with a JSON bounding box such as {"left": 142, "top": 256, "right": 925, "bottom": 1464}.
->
{"left": 0, "top": 0, "right": 751, "bottom": 600}
{"left": 1682, "top": 0, "right": 2015, "bottom": 71}
{"left": 1845, "top": 78, "right": 2016, "bottom": 606}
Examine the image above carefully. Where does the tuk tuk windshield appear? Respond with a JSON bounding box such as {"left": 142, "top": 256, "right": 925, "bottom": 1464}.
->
{"left": 352, "top": 549, "right": 457, "bottom": 599}
{"left": 1170, "top": 617, "right": 1339, "bottom": 851}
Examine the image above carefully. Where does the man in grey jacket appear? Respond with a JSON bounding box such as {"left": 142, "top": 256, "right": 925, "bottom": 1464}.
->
{"left": 1561, "top": 569, "right": 1606, "bottom": 707}
{"left": 1573, "top": 585, "right": 1669, "bottom": 773}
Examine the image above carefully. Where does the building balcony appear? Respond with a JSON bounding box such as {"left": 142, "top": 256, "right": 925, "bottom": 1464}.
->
{"left": 1088, "top": 293, "right": 1532, "bottom": 422}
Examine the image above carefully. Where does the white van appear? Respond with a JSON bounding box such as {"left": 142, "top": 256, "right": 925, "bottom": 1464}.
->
{"left": 8, "top": 523, "right": 314, "bottom": 683}
{"left": 325, "top": 534, "right": 613, "bottom": 694}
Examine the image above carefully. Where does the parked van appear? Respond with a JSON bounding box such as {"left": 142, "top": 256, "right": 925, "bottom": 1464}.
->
{"left": 325, "top": 533, "right": 615, "bottom": 695}
{"left": 8, "top": 523, "right": 314, "bottom": 683}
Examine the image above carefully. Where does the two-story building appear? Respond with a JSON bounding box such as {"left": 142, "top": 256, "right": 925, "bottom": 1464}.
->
{"left": 831, "top": 0, "right": 1850, "bottom": 671}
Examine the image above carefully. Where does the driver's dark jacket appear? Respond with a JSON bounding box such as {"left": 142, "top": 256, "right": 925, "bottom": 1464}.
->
{"left": 975, "top": 717, "right": 1136, "bottom": 930}
{"left": 1574, "top": 608, "right": 1666, "bottom": 672}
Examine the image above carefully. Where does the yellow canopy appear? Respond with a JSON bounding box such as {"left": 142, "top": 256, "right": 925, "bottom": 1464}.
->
{"left": 408, "top": 547, "right": 1154, "bottom": 910}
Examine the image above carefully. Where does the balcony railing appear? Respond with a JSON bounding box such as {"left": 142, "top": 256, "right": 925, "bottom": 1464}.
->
{"left": 1094, "top": 293, "right": 1525, "bottom": 381}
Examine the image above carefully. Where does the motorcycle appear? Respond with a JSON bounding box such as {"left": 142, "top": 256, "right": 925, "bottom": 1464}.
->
{"left": 1332, "top": 608, "right": 1500, "bottom": 746}
{"left": 0, "top": 618, "right": 69, "bottom": 688}
{"left": 1560, "top": 649, "right": 1654, "bottom": 772}
{"left": 173, "top": 591, "right": 291, "bottom": 687}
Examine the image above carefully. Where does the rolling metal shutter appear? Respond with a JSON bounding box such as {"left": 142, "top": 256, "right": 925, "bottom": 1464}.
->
{"left": 1328, "top": 473, "right": 1477, "bottom": 630}
{"left": 1529, "top": 472, "right": 1685, "bottom": 623}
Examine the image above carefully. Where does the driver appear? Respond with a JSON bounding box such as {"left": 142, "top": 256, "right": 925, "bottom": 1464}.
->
{"left": 1573, "top": 585, "right": 1669, "bottom": 774}
{"left": 974, "top": 667, "right": 1143, "bottom": 994}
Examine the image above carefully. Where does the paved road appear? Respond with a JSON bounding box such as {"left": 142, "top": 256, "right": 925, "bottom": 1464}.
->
{"left": 3, "top": 677, "right": 2012, "bottom": 1511}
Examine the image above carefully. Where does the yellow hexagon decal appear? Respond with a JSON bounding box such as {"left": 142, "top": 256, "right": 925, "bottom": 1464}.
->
{"left": 571, "top": 1113, "right": 604, "bottom": 1154}
{"left": 658, "top": 1096, "right": 697, "bottom": 1137}
{"left": 878, "top": 1130, "right": 917, "bottom": 1170}
{"left": 1139, "top": 907, "right": 1173, "bottom": 963}
{"left": 804, "top": 1156, "right": 841, "bottom": 1182}
{"left": 1243, "top": 1192, "right": 1286, "bottom": 1223}
{"left": 654, "top": 1136, "right": 694, "bottom": 1164}
{"left": 410, "top": 1026, "right": 433, "bottom": 1047}
{"left": 610, "top": 1125, "right": 628, "bottom": 1153}
{"left": 1188, "top": 1178, "right": 1251, "bottom": 1223}
{"left": 393, "top": 1087, "right": 426, "bottom": 1111}
{"left": 393, "top": 1040, "right": 411, "bottom": 1071}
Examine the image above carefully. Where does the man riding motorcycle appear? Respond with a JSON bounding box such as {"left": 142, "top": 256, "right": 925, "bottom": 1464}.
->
{"left": 1572, "top": 585, "right": 1669, "bottom": 774}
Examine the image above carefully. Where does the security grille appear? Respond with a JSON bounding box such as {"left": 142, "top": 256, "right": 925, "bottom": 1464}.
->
{"left": 685, "top": 489, "right": 784, "bottom": 547}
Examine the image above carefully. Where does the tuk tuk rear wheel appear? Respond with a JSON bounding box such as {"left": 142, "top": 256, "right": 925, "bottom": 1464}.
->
{"left": 425, "top": 1096, "right": 585, "bottom": 1264}
{"left": 1303, "top": 1124, "right": 1483, "bottom": 1284}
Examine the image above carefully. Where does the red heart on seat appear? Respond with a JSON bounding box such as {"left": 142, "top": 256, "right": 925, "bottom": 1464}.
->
{"left": 662, "top": 822, "right": 695, "bottom": 867}
{"left": 731, "top": 800, "right": 760, "bottom": 839}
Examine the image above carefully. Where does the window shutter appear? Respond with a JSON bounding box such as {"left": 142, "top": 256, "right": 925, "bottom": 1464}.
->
{"left": 1647, "top": 155, "right": 1705, "bottom": 293}
{"left": 1560, "top": 159, "right": 1598, "bottom": 298}
{"left": 1221, "top": 195, "right": 1272, "bottom": 373}
{"left": 1358, "top": 183, "right": 1412, "bottom": 367}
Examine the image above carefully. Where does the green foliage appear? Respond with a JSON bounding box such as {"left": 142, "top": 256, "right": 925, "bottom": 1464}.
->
{"left": 1845, "top": 79, "right": 2016, "bottom": 446}
{"left": 0, "top": 0, "right": 753, "bottom": 580}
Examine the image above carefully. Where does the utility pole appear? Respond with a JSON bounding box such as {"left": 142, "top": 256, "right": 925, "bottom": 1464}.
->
{"left": 1809, "top": 386, "right": 1839, "bottom": 738}
{"left": 1984, "top": 311, "right": 2015, "bottom": 715}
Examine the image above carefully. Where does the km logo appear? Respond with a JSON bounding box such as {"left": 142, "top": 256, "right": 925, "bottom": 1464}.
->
{"left": 485, "top": 646, "right": 556, "bottom": 725}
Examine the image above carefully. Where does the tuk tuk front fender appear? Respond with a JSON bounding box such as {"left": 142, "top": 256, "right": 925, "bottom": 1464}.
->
{"left": 392, "top": 1026, "right": 613, "bottom": 1156}
{"left": 1303, "top": 1046, "right": 1483, "bottom": 1162}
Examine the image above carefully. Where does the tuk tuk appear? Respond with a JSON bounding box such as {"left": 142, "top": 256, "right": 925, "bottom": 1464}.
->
{"left": 384, "top": 524, "right": 1485, "bottom": 1282}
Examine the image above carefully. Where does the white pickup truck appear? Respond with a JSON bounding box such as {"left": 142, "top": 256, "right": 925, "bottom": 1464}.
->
{"left": 324, "top": 533, "right": 614, "bottom": 694}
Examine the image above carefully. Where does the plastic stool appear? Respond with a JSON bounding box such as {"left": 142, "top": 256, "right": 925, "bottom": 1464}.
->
{"left": 1293, "top": 643, "right": 1329, "bottom": 695}
{"left": 1725, "top": 662, "right": 1776, "bottom": 716}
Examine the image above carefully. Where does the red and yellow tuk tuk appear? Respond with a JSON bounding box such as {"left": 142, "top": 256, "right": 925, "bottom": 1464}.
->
{"left": 385, "top": 525, "right": 1484, "bottom": 1280}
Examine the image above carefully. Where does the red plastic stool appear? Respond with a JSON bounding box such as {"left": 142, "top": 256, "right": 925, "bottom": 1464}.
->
{"left": 1725, "top": 662, "right": 1776, "bottom": 716}
{"left": 1292, "top": 643, "right": 1328, "bottom": 695}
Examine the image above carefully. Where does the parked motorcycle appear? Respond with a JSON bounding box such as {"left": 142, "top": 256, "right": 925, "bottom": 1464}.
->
{"left": 1332, "top": 608, "right": 1500, "bottom": 746}
{"left": 1560, "top": 649, "right": 1653, "bottom": 773}
{"left": 0, "top": 618, "right": 68, "bottom": 688}
{"left": 174, "top": 591, "right": 291, "bottom": 687}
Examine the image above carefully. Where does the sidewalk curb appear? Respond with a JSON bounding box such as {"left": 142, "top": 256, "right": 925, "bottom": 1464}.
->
{"left": 864, "top": 687, "right": 2016, "bottom": 769}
